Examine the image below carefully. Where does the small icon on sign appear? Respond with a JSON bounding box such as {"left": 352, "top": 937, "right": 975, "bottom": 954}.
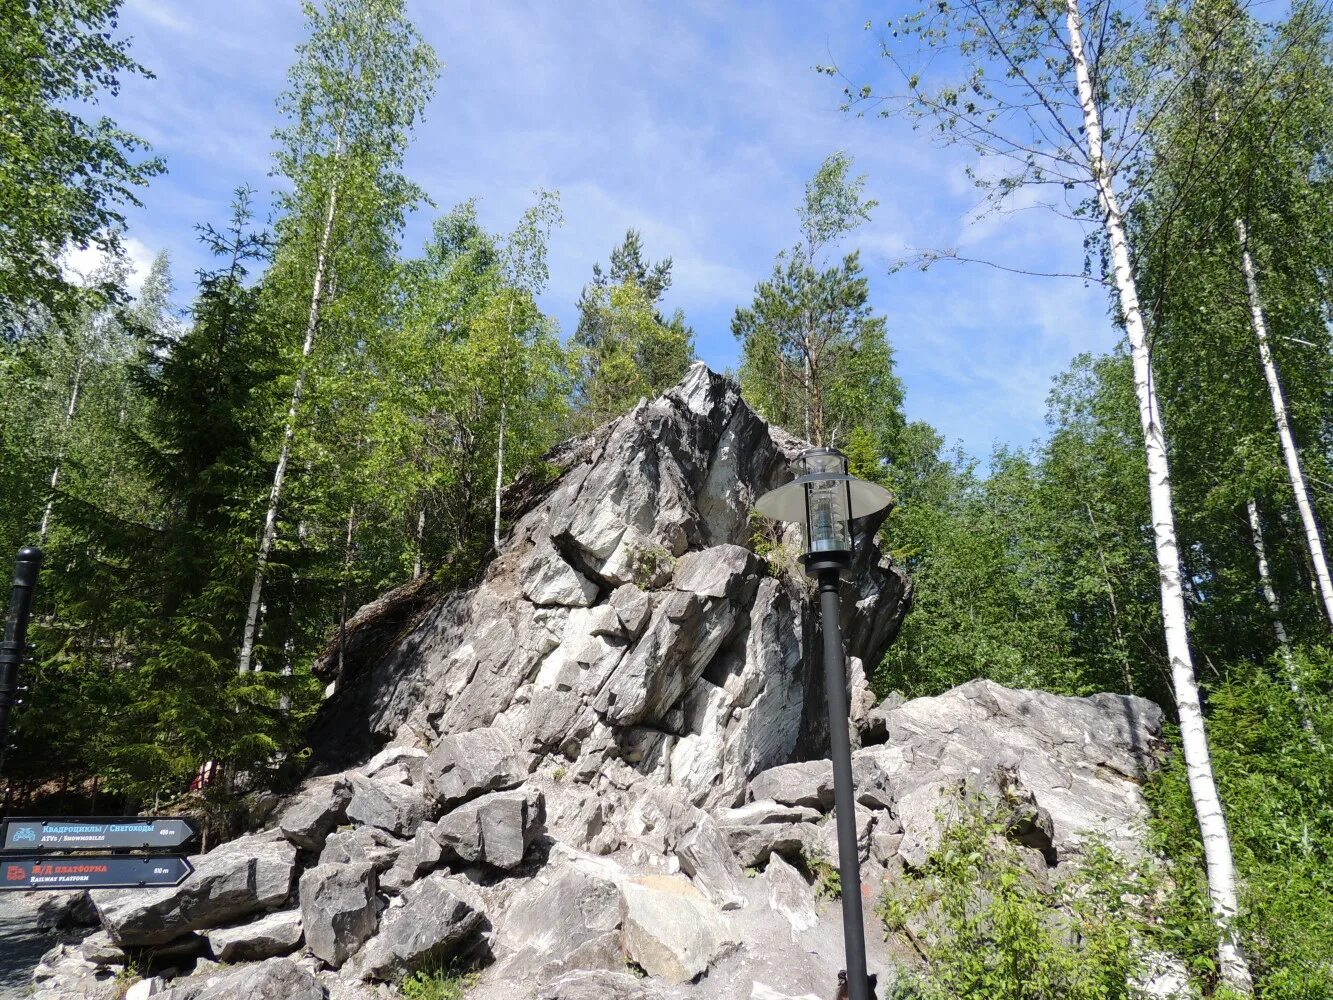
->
{"left": 6, "top": 866, "right": 26, "bottom": 882}
{"left": 11, "top": 827, "right": 36, "bottom": 844}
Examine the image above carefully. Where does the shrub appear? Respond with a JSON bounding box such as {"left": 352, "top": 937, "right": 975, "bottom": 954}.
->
{"left": 878, "top": 802, "right": 1152, "bottom": 1000}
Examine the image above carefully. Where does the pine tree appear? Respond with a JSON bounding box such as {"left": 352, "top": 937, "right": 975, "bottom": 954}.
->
{"left": 733, "top": 152, "right": 903, "bottom": 461}
{"left": 572, "top": 230, "right": 694, "bottom": 427}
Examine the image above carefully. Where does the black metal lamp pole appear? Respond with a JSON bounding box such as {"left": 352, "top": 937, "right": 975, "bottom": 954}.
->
{"left": 0, "top": 546, "right": 43, "bottom": 776}
{"left": 756, "top": 448, "right": 891, "bottom": 1000}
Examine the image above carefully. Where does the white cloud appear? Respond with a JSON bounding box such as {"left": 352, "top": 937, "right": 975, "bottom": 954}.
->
{"left": 60, "top": 237, "right": 157, "bottom": 297}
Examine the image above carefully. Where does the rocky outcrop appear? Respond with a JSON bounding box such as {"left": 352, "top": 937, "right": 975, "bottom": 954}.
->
{"left": 311, "top": 364, "right": 910, "bottom": 808}
{"left": 36, "top": 369, "right": 1179, "bottom": 1000}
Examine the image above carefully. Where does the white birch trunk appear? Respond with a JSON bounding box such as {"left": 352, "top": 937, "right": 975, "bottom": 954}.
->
{"left": 39, "top": 361, "right": 84, "bottom": 541}
{"left": 1065, "top": 2, "right": 1252, "bottom": 990}
{"left": 493, "top": 401, "right": 506, "bottom": 550}
{"left": 414, "top": 507, "right": 426, "bottom": 579}
{"left": 237, "top": 169, "right": 340, "bottom": 676}
{"left": 1236, "top": 217, "right": 1333, "bottom": 627}
{"left": 1245, "top": 499, "right": 1311, "bottom": 709}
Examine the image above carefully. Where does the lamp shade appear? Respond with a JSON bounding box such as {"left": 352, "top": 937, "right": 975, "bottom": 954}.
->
{"left": 754, "top": 448, "right": 892, "bottom": 571}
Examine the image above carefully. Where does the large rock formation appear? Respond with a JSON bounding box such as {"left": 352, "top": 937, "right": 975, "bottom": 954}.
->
{"left": 311, "top": 363, "right": 909, "bottom": 804}
{"left": 31, "top": 368, "right": 1174, "bottom": 1000}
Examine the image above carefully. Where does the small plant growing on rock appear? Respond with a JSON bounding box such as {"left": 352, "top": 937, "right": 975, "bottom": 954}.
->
{"left": 551, "top": 765, "right": 567, "bottom": 782}
{"left": 628, "top": 543, "right": 674, "bottom": 588}
{"left": 399, "top": 965, "right": 480, "bottom": 1000}
{"left": 800, "top": 844, "right": 842, "bottom": 902}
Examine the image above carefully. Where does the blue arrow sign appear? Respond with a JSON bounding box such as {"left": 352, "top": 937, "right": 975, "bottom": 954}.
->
{"left": 2, "top": 818, "right": 197, "bottom": 852}
{"left": 0, "top": 855, "right": 193, "bottom": 891}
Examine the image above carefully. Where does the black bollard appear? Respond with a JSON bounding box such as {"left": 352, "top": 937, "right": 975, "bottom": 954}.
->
{"left": 0, "top": 547, "right": 43, "bottom": 775}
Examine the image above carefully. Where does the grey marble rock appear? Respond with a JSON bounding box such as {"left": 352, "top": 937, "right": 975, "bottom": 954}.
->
{"left": 92, "top": 831, "right": 296, "bottom": 947}
{"left": 298, "top": 862, "right": 377, "bottom": 969}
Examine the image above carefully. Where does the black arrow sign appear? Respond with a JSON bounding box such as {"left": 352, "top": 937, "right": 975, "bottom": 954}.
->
{"left": 2, "top": 817, "right": 197, "bottom": 853}
{"left": 0, "top": 855, "right": 193, "bottom": 891}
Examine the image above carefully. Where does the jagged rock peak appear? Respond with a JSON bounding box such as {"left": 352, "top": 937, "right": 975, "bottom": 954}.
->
{"left": 311, "top": 363, "right": 911, "bottom": 806}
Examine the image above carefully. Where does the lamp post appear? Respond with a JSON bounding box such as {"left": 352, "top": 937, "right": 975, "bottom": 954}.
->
{"left": 0, "top": 547, "right": 42, "bottom": 777}
{"left": 756, "top": 448, "right": 891, "bottom": 1000}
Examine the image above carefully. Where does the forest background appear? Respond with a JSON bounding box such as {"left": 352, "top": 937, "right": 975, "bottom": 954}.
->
{"left": 2, "top": 1, "right": 1332, "bottom": 997}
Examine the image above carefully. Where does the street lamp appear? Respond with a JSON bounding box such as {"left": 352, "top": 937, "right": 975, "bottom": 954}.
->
{"left": 755, "top": 448, "right": 891, "bottom": 1000}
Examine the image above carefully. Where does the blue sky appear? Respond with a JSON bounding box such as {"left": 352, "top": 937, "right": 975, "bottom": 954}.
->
{"left": 102, "top": 0, "right": 1117, "bottom": 459}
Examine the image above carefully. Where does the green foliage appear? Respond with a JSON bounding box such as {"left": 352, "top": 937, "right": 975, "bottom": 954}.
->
{"left": 734, "top": 152, "right": 903, "bottom": 455}
{"left": 800, "top": 844, "right": 842, "bottom": 903}
{"left": 572, "top": 230, "right": 694, "bottom": 428}
{"left": 628, "top": 543, "right": 674, "bottom": 590}
{"left": 882, "top": 802, "right": 1151, "bottom": 1000}
{"left": 0, "top": 0, "right": 164, "bottom": 318}
{"left": 398, "top": 965, "right": 479, "bottom": 1000}
{"left": 1147, "top": 649, "right": 1333, "bottom": 998}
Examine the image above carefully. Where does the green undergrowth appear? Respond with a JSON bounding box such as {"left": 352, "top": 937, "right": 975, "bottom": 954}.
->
{"left": 1145, "top": 650, "right": 1333, "bottom": 999}
{"left": 398, "top": 965, "right": 480, "bottom": 1000}
{"left": 878, "top": 800, "right": 1159, "bottom": 1000}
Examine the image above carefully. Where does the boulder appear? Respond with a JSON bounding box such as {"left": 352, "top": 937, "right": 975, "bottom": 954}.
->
{"left": 749, "top": 757, "right": 892, "bottom": 812}
{"left": 425, "top": 726, "right": 532, "bottom": 810}
{"left": 354, "top": 874, "right": 483, "bottom": 981}
{"left": 536, "top": 970, "right": 665, "bottom": 1000}
{"left": 522, "top": 539, "right": 600, "bottom": 607}
{"left": 866, "top": 679, "right": 1163, "bottom": 860}
{"left": 814, "top": 803, "right": 878, "bottom": 865}
{"left": 361, "top": 744, "right": 428, "bottom": 780}
{"left": 125, "top": 977, "right": 167, "bottom": 999}
{"left": 713, "top": 799, "right": 820, "bottom": 827}
{"left": 92, "top": 831, "right": 296, "bottom": 947}
{"left": 622, "top": 786, "right": 745, "bottom": 909}
{"left": 619, "top": 875, "right": 738, "bottom": 985}
{"left": 30, "top": 943, "right": 120, "bottom": 1000}
{"left": 380, "top": 821, "right": 446, "bottom": 891}
{"left": 433, "top": 788, "right": 545, "bottom": 869}
{"left": 206, "top": 908, "right": 303, "bottom": 962}
{"left": 298, "top": 862, "right": 377, "bottom": 969}
{"left": 319, "top": 825, "right": 405, "bottom": 872}
{"left": 78, "top": 929, "right": 202, "bottom": 967}
{"left": 277, "top": 775, "right": 352, "bottom": 850}
{"left": 719, "top": 820, "right": 818, "bottom": 868}
{"left": 159, "top": 957, "right": 323, "bottom": 1000}
{"left": 491, "top": 862, "right": 623, "bottom": 981}
{"left": 32, "top": 890, "right": 98, "bottom": 931}
{"left": 765, "top": 853, "right": 818, "bottom": 937}
{"left": 345, "top": 772, "right": 428, "bottom": 837}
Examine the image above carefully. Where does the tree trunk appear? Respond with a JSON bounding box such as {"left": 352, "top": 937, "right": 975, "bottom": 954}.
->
{"left": 1246, "top": 499, "right": 1314, "bottom": 734}
{"left": 38, "top": 361, "right": 84, "bottom": 541}
{"left": 1065, "top": 1, "right": 1253, "bottom": 990}
{"left": 494, "top": 402, "right": 507, "bottom": 550}
{"left": 414, "top": 507, "right": 426, "bottom": 579}
{"left": 1236, "top": 217, "right": 1333, "bottom": 627}
{"left": 1085, "top": 502, "right": 1133, "bottom": 694}
{"left": 336, "top": 505, "right": 357, "bottom": 684}
{"left": 237, "top": 169, "right": 340, "bottom": 675}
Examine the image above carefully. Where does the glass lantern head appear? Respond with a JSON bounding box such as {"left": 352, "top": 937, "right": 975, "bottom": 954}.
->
{"left": 753, "top": 446, "right": 893, "bottom": 577}
{"left": 801, "top": 449, "right": 853, "bottom": 556}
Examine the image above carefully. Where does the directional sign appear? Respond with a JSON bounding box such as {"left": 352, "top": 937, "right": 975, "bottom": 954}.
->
{"left": 0, "top": 855, "right": 193, "bottom": 891}
{"left": 2, "top": 817, "right": 197, "bottom": 853}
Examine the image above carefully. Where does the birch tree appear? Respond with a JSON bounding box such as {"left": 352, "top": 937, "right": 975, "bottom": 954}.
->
{"left": 237, "top": 0, "right": 437, "bottom": 675}
{"left": 1131, "top": 0, "right": 1333, "bottom": 655}
{"left": 841, "top": 2, "right": 1254, "bottom": 988}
